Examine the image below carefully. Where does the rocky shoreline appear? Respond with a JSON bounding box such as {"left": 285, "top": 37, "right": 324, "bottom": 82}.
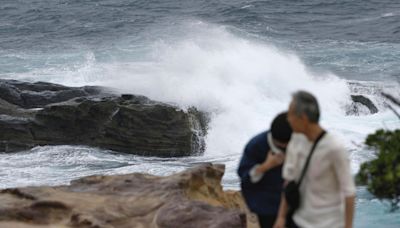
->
{"left": 0, "top": 79, "right": 208, "bottom": 157}
{"left": 0, "top": 163, "right": 258, "bottom": 228}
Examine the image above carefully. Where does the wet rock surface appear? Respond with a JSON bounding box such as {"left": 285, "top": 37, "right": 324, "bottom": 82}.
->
{"left": 348, "top": 94, "right": 379, "bottom": 115}
{"left": 0, "top": 79, "right": 207, "bottom": 156}
{"left": 346, "top": 81, "right": 386, "bottom": 115}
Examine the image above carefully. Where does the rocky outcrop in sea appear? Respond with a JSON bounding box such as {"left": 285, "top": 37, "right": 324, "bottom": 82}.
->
{"left": 0, "top": 79, "right": 208, "bottom": 157}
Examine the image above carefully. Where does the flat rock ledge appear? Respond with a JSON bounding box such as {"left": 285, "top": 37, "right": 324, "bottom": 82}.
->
{"left": 0, "top": 163, "right": 258, "bottom": 228}
{"left": 0, "top": 79, "right": 208, "bottom": 156}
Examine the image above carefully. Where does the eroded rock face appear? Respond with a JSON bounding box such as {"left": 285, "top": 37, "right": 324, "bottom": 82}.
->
{"left": 0, "top": 79, "right": 208, "bottom": 156}
{"left": 0, "top": 164, "right": 250, "bottom": 228}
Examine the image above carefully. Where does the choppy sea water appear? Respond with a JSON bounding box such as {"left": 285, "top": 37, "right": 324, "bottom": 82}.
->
{"left": 1, "top": 0, "right": 400, "bottom": 226}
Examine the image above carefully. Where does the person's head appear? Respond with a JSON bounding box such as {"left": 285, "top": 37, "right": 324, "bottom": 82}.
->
{"left": 269, "top": 112, "right": 292, "bottom": 153}
{"left": 288, "top": 91, "right": 320, "bottom": 133}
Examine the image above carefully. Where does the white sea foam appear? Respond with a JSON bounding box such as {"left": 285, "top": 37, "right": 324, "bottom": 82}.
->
{"left": 78, "top": 22, "right": 355, "bottom": 156}
{"left": 102, "top": 23, "right": 398, "bottom": 162}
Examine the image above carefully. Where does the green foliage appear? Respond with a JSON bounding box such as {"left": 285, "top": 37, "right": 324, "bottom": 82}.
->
{"left": 356, "top": 129, "right": 400, "bottom": 211}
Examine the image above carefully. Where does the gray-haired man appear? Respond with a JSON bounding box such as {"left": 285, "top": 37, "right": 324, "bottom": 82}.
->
{"left": 274, "top": 91, "right": 356, "bottom": 228}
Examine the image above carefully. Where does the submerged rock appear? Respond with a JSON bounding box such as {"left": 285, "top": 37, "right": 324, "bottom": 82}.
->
{"left": 0, "top": 163, "right": 254, "bottom": 228}
{"left": 0, "top": 79, "right": 208, "bottom": 156}
{"left": 347, "top": 94, "right": 379, "bottom": 115}
{"left": 345, "top": 81, "right": 400, "bottom": 115}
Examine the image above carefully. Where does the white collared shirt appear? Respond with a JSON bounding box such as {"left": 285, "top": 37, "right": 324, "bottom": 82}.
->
{"left": 283, "top": 133, "right": 356, "bottom": 228}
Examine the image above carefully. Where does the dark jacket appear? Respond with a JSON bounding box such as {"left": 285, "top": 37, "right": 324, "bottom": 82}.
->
{"left": 237, "top": 131, "right": 284, "bottom": 215}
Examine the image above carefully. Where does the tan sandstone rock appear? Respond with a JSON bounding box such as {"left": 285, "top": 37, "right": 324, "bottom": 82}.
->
{"left": 0, "top": 163, "right": 258, "bottom": 228}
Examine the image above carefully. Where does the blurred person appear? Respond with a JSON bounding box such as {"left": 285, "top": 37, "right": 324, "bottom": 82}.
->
{"left": 238, "top": 112, "right": 293, "bottom": 228}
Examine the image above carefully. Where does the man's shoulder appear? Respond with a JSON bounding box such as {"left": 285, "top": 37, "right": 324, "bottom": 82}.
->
{"left": 246, "top": 131, "right": 268, "bottom": 149}
{"left": 288, "top": 133, "right": 308, "bottom": 147}
{"left": 286, "top": 132, "right": 345, "bottom": 155}
{"left": 321, "top": 132, "right": 346, "bottom": 151}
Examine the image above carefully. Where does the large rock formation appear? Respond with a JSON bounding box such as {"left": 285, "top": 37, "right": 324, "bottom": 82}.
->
{"left": 0, "top": 79, "right": 208, "bottom": 156}
{"left": 0, "top": 163, "right": 257, "bottom": 228}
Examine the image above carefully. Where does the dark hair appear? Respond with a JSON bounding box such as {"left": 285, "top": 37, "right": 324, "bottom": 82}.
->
{"left": 271, "top": 112, "right": 292, "bottom": 142}
{"left": 292, "top": 91, "right": 320, "bottom": 123}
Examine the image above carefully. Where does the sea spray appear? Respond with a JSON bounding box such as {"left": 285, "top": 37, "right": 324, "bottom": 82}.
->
{"left": 91, "top": 22, "right": 352, "bottom": 156}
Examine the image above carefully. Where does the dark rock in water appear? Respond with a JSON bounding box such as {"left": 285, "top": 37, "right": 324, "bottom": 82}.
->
{"left": 351, "top": 95, "right": 379, "bottom": 114}
{"left": 0, "top": 81, "right": 24, "bottom": 107}
{"left": 0, "top": 79, "right": 104, "bottom": 109}
{"left": 0, "top": 79, "right": 208, "bottom": 156}
{"left": 347, "top": 94, "right": 379, "bottom": 115}
{"left": 345, "top": 81, "right": 399, "bottom": 115}
{"left": 0, "top": 164, "right": 253, "bottom": 228}
{"left": 121, "top": 94, "right": 134, "bottom": 100}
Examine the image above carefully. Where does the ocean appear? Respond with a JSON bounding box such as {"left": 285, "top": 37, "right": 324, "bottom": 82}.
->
{"left": 0, "top": 0, "right": 400, "bottom": 227}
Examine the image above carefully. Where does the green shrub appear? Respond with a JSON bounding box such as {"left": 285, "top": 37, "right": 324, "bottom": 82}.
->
{"left": 356, "top": 129, "right": 400, "bottom": 211}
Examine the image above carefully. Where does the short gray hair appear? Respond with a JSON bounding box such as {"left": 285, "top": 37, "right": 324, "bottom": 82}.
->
{"left": 292, "top": 91, "right": 320, "bottom": 123}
